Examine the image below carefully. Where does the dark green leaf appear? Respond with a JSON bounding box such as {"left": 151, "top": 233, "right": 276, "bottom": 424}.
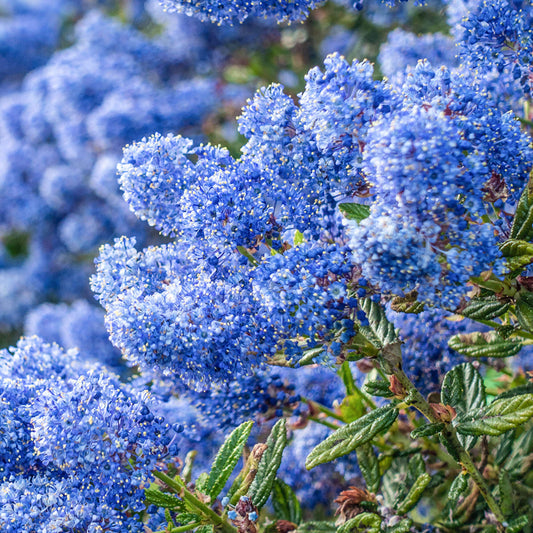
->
{"left": 499, "top": 469, "right": 514, "bottom": 517}
{"left": 385, "top": 519, "right": 412, "bottom": 533}
{"left": 448, "top": 472, "right": 468, "bottom": 506}
{"left": 306, "top": 406, "right": 398, "bottom": 469}
{"left": 296, "top": 522, "right": 336, "bottom": 532}
{"left": 460, "top": 296, "right": 510, "bottom": 320}
{"left": 338, "top": 203, "right": 371, "bottom": 223}
{"left": 145, "top": 488, "right": 185, "bottom": 510}
{"left": 494, "top": 382, "right": 533, "bottom": 401}
{"left": 495, "top": 429, "right": 515, "bottom": 466}
{"left": 442, "top": 363, "right": 486, "bottom": 449}
{"left": 510, "top": 176, "right": 533, "bottom": 242}
{"left": 515, "top": 290, "right": 533, "bottom": 333}
{"left": 381, "top": 455, "right": 425, "bottom": 508}
{"left": 410, "top": 422, "right": 445, "bottom": 439}
{"left": 236, "top": 245, "right": 259, "bottom": 266}
{"left": 356, "top": 444, "right": 380, "bottom": 493}
{"left": 358, "top": 298, "right": 398, "bottom": 348}
{"left": 442, "top": 363, "right": 486, "bottom": 416}
{"left": 396, "top": 473, "right": 431, "bottom": 514}
{"left": 249, "top": 418, "right": 288, "bottom": 509}
{"left": 272, "top": 479, "right": 302, "bottom": 525}
{"left": 448, "top": 331, "right": 523, "bottom": 358}
{"left": 456, "top": 394, "right": 533, "bottom": 436}
{"left": 507, "top": 515, "right": 530, "bottom": 533}
{"left": 500, "top": 239, "right": 533, "bottom": 259}
{"left": 336, "top": 513, "right": 381, "bottom": 533}
{"left": 205, "top": 420, "right": 253, "bottom": 499}
{"left": 364, "top": 380, "right": 394, "bottom": 398}
{"left": 505, "top": 424, "right": 533, "bottom": 477}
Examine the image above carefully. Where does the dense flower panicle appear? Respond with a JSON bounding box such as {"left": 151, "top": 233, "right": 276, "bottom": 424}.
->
{"left": 24, "top": 300, "right": 122, "bottom": 367}
{"left": 348, "top": 61, "right": 533, "bottom": 305}
{"left": 0, "top": 2, "right": 64, "bottom": 81}
{"left": 378, "top": 29, "right": 457, "bottom": 78}
{"left": 159, "top": 0, "right": 324, "bottom": 24}
{"left": 93, "top": 238, "right": 271, "bottom": 389}
{"left": 252, "top": 243, "right": 355, "bottom": 354}
{"left": 0, "top": 337, "right": 178, "bottom": 532}
{"left": 450, "top": 0, "right": 533, "bottom": 97}
{"left": 158, "top": 0, "right": 435, "bottom": 24}
{"left": 0, "top": 4, "right": 250, "bottom": 331}
{"left": 103, "top": 52, "right": 533, "bottom": 390}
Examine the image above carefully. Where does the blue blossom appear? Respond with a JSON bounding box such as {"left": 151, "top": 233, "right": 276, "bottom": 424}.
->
{"left": 25, "top": 301, "right": 122, "bottom": 367}
{"left": 379, "top": 29, "right": 457, "bottom": 78}
{"left": 0, "top": 336, "right": 179, "bottom": 532}
{"left": 348, "top": 62, "right": 532, "bottom": 305}
{"left": 450, "top": 0, "right": 533, "bottom": 97}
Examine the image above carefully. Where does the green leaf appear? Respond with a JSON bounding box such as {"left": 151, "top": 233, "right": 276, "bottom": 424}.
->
{"left": 510, "top": 176, "right": 533, "bottom": 242}
{"left": 196, "top": 526, "right": 214, "bottom": 533}
{"left": 296, "top": 522, "right": 336, "bottom": 532}
{"left": 507, "top": 515, "right": 530, "bottom": 533}
{"left": 298, "top": 346, "right": 326, "bottom": 366}
{"left": 515, "top": 290, "right": 533, "bottom": 333}
{"left": 495, "top": 429, "right": 515, "bottom": 465}
{"left": 442, "top": 363, "right": 486, "bottom": 449}
{"left": 442, "top": 363, "right": 486, "bottom": 416}
{"left": 460, "top": 295, "right": 510, "bottom": 320}
{"left": 385, "top": 519, "right": 412, "bottom": 533}
{"left": 272, "top": 479, "right": 302, "bottom": 525}
{"left": 338, "top": 203, "right": 371, "bottom": 223}
{"left": 336, "top": 513, "right": 381, "bottom": 533}
{"left": 494, "top": 382, "right": 533, "bottom": 401}
{"left": 364, "top": 379, "right": 394, "bottom": 398}
{"left": 505, "top": 424, "right": 533, "bottom": 477}
{"left": 195, "top": 472, "right": 209, "bottom": 494}
{"left": 306, "top": 406, "right": 398, "bottom": 469}
{"left": 456, "top": 394, "right": 533, "bottom": 436}
{"left": 236, "top": 245, "right": 259, "bottom": 266}
{"left": 145, "top": 488, "right": 185, "bottom": 510}
{"left": 249, "top": 418, "right": 288, "bottom": 509}
{"left": 500, "top": 238, "right": 533, "bottom": 259}
{"left": 396, "top": 472, "right": 431, "bottom": 514}
{"left": 205, "top": 420, "right": 253, "bottom": 499}
{"left": 382, "top": 455, "right": 425, "bottom": 509}
{"left": 448, "top": 331, "right": 523, "bottom": 358}
{"left": 359, "top": 298, "right": 398, "bottom": 348}
{"left": 294, "top": 230, "right": 305, "bottom": 246}
{"left": 410, "top": 422, "right": 445, "bottom": 439}
{"left": 356, "top": 444, "right": 380, "bottom": 493}
{"left": 339, "top": 394, "right": 365, "bottom": 423}
{"left": 448, "top": 472, "right": 469, "bottom": 507}
{"left": 499, "top": 469, "right": 514, "bottom": 517}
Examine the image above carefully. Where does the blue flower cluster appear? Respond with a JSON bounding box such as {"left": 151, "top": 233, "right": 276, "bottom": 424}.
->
{"left": 378, "top": 28, "right": 457, "bottom": 78}
{"left": 449, "top": 0, "right": 533, "bottom": 99}
{"left": 158, "top": 0, "right": 434, "bottom": 24}
{"left": 350, "top": 61, "right": 532, "bottom": 305}
{"left": 24, "top": 300, "right": 122, "bottom": 367}
{"left": 0, "top": 336, "right": 178, "bottom": 532}
{"left": 0, "top": 4, "right": 255, "bottom": 332}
